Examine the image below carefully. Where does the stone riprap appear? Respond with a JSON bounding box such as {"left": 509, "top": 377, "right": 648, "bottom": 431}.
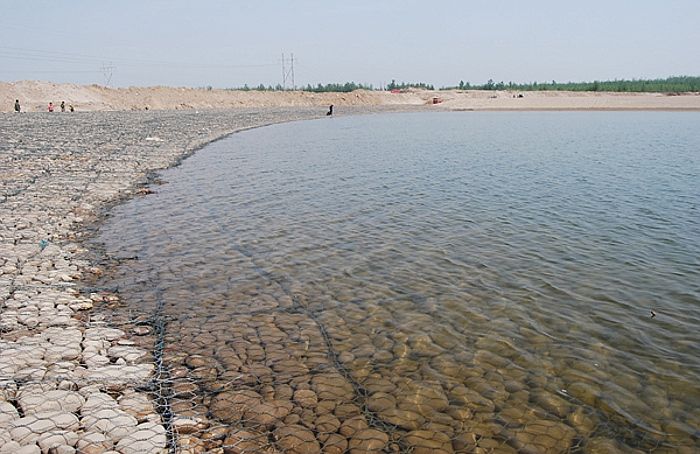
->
{"left": 0, "top": 108, "right": 333, "bottom": 453}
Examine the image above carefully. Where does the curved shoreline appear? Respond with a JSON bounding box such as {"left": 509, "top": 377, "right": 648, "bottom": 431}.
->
{"left": 0, "top": 107, "right": 413, "bottom": 453}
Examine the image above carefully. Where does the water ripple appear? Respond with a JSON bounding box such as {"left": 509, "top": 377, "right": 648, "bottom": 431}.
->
{"left": 96, "top": 112, "right": 700, "bottom": 451}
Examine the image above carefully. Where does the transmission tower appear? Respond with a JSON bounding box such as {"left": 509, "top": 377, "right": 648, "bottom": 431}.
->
{"left": 281, "top": 53, "right": 295, "bottom": 89}
{"left": 101, "top": 62, "right": 115, "bottom": 86}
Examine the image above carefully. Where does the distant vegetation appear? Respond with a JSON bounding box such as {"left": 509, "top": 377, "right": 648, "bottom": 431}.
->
{"left": 446, "top": 76, "right": 700, "bottom": 93}
{"left": 221, "top": 76, "right": 699, "bottom": 93}
{"left": 303, "top": 82, "right": 375, "bottom": 92}
{"left": 228, "top": 80, "right": 436, "bottom": 92}
{"left": 224, "top": 82, "right": 375, "bottom": 92}
{"left": 385, "top": 80, "right": 435, "bottom": 91}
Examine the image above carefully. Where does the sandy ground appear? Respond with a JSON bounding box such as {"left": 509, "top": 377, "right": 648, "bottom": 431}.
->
{"left": 2, "top": 80, "right": 700, "bottom": 112}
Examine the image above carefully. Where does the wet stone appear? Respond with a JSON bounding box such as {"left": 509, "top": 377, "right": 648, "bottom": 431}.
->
{"left": 322, "top": 433, "right": 349, "bottom": 454}
{"left": 243, "top": 399, "right": 294, "bottom": 427}
{"left": 379, "top": 408, "right": 425, "bottom": 431}
{"left": 511, "top": 419, "right": 577, "bottom": 454}
{"left": 209, "top": 389, "right": 262, "bottom": 423}
{"left": 584, "top": 437, "right": 625, "bottom": 454}
{"left": 366, "top": 392, "right": 396, "bottom": 412}
{"left": 311, "top": 373, "right": 355, "bottom": 401}
{"left": 348, "top": 428, "right": 390, "bottom": 453}
{"left": 223, "top": 429, "right": 272, "bottom": 454}
{"left": 314, "top": 413, "right": 341, "bottom": 434}
{"left": 339, "top": 415, "right": 369, "bottom": 437}
{"left": 293, "top": 389, "right": 318, "bottom": 408}
{"left": 274, "top": 424, "right": 321, "bottom": 454}
{"left": 403, "top": 430, "right": 455, "bottom": 454}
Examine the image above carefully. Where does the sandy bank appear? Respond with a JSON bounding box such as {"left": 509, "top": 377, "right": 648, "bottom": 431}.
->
{"left": 2, "top": 80, "right": 700, "bottom": 112}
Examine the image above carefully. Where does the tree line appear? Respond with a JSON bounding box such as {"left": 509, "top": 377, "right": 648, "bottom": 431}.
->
{"left": 448, "top": 76, "right": 700, "bottom": 93}
{"left": 225, "top": 80, "right": 435, "bottom": 92}
{"left": 218, "top": 76, "right": 699, "bottom": 93}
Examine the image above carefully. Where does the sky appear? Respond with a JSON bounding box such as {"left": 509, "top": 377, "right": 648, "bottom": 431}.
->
{"left": 2, "top": 0, "right": 699, "bottom": 89}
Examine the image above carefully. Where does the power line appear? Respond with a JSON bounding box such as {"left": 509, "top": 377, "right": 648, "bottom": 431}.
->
{"left": 0, "top": 46, "right": 280, "bottom": 70}
{"left": 0, "top": 69, "right": 103, "bottom": 74}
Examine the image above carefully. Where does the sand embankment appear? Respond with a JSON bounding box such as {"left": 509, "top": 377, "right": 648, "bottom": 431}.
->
{"left": 2, "top": 80, "right": 700, "bottom": 112}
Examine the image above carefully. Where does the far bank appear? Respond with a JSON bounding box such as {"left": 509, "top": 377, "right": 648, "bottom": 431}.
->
{"left": 2, "top": 80, "right": 700, "bottom": 113}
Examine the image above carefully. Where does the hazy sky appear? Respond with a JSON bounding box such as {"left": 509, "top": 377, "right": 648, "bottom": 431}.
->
{"left": 2, "top": 0, "right": 699, "bottom": 88}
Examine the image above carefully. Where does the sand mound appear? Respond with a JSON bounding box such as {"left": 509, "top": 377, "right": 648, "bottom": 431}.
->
{"left": 2, "top": 80, "right": 699, "bottom": 112}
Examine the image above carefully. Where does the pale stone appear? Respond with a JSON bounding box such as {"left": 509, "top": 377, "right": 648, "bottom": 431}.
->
{"left": 108, "top": 345, "right": 148, "bottom": 363}
{"left": 10, "top": 412, "right": 79, "bottom": 445}
{"left": 19, "top": 390, "right": 85, "bottom": 414}
{"left": 80, "top": 408, "right": 138, "bottom": 442}
{"left": 132, "top": 326, "right": 151, "bottom": 336}
{"left": 0, "top": 427, "right": 12, "bottom": 445}
{"left": 51, "top": 446, "right": 76, "bottom": 454}
{"left": 14, "top": 444, "right": 41, "bottom": 454}
{"left": 76, "top": 431, "right": 114, "bottom": 453}
{"left": 0, "top": 441, "right": 22, "bottom": 454}
{"left": 80, "top": 364, "right": 154, "bottom": 387}
{"left": 84, "top": 328, "right": 125, "bottom": 341}
{"left": 114, "top": 422, "right": 166, "bottom": 454}
{"left": 0, "top": 401, "right": 20, "bottom": 424}
{"left": 118, "top": 391, "right": 155, "bottom": 422}
{"left": 81, "top": 392, "right": 118, "bottom": 413}
{"left": 36, "top": 430, "right": 79, "bottom": 452}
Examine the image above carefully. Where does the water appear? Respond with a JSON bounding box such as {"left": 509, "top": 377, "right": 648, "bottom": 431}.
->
{"left": 95, "top": 112, "right": 700, "bottom": 452}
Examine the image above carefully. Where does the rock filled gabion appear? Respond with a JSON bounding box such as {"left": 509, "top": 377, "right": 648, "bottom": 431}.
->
{"left": 0, "top": 109, "right": 323, "bottom": 453}
{"left": 4, "top": 108, "right": 697, "bottom": 453}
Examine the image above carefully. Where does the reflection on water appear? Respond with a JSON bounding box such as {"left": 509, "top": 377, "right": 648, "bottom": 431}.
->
{"left": 95, "top": 112, "right": 700, "bottom": 452}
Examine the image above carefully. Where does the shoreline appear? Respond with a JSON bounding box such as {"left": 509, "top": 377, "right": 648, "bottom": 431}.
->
{"left": 2, "top": 80, "right": 700, "bottom": 113}
{"left": 1, "top": 107, "right": 409, "bottom": 453}
{"left": 2, "top": 107, "right": 697, "bottom": 452}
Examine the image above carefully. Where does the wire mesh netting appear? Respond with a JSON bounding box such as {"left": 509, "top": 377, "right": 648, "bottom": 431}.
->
{"left": 3, "top": 110, "right": 699, "bottom": 453}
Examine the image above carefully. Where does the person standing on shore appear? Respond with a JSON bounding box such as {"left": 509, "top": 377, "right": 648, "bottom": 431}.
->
{"left": 326, "top": 104, "right": 333, "bottom": 116}
{"left": 14, "top": 99, "right": 20, "bottom": 112}
{"left": 60, "top": 101, "right": 66, "bottom": 112}
{"left": 69, "top": 104, "right": 74, "bottom": 112}
{"left": 48, "top": 102, "right": 54, "bottom": 112}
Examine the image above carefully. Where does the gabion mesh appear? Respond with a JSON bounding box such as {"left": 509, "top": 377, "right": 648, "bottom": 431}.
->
{"left": 2, "top": 110, "right": 698, "bottom": 454}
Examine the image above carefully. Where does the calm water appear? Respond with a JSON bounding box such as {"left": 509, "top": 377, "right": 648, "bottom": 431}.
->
{"left": 96, "top": 112, "right": 699, "bottom": 452}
